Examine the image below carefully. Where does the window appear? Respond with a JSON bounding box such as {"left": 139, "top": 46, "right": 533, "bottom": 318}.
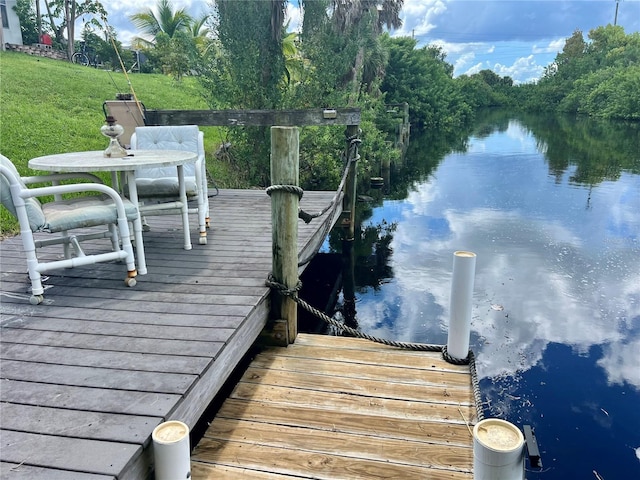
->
{"left": 1, "top": 1, "right": 8, "bottom": 29}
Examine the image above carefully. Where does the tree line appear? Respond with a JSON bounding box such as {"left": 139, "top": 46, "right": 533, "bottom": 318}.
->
{"left": 13, "top": 1, "right": 639, "bottom": 188}
{"left": 514, "top": 25, "right": 640, "bottom": 120}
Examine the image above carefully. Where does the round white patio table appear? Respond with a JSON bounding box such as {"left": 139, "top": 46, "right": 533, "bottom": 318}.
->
{"left": 29, "top": 149, "right": 198, "bottom": 275}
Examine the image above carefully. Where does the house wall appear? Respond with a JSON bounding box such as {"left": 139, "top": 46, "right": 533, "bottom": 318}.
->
{"left": 1, "top": 0, "right": 24, "bottom": 46}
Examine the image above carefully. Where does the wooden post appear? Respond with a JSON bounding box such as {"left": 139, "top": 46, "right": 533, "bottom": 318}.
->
{"left": 270, "top": 126, "right": 300, "bottom": 345}
{"left": 341, "top": 125, "right": 359, "bottom": 241}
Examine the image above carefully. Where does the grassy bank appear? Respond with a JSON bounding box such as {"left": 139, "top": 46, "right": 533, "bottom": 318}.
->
{"left": 0, "top": 51, "right": 230, "bottom": 235}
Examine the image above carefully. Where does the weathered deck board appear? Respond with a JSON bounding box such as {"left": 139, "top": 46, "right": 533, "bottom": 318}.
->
{"left": 191, "top": 333, "right": 475, "bottom": 479}
{"left": 0, "top": 189, "right": 340, "bottom": 480}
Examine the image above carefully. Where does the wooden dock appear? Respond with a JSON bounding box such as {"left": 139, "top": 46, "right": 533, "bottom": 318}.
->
{"left": 191, "top": 334, "right": 476, "bottom": 479}
{"left": 0, "top": 189, "right": 341, "bottom": 480}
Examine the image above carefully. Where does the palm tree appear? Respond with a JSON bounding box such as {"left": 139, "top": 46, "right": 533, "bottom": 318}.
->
{"left": 326, "top": 0, "right": 404, "bottom": 102}
{"left": 188, "top": 13, "right": 212, "bottom": 53}
{"left": 129, "top": 0, "right": 193, "bottom": 48}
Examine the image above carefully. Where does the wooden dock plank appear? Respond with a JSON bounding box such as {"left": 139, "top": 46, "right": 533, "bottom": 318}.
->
{"left": 239, "top": 366, "right": 472, "bottom": 405}
{"left": 251, "top": 351, "right": 472, "bottom": 386}
{"left": 0, "top": 328, "right": 224, "bottom": 357}
{"left": 0, "top": 430, "right": 140, "bottom": 476}
{"left": 0, "top": 380, "right": 179, "bottom": 417}
{"left": 1, "top": 463, "right": 113, "bottom": 480}
{"left": 229, "top": 382, "right": 476, "bottom": 423}
{"left": 192, "top": 463, "right": 294, "bottom": 479}
{"left": 193, "top": 439, "right": 471, "bottom": 480}
{"left": 0, "top": 316, "right": 237, "bottom": 341}
{"left": 192, "top": 334, "right": 475, "bottom": 479}
{"left": 0, "top": 343, "right": 210, "bottom": 374}
{"left": 201, "top": 418, "right": 472, "bottom": 471}
{"left": 1, "top": 302, "right": 246, "bottom": 328}
{"left": 215, "top": 399, "right": 473, "bottom": 447}
{"left": 0, "top": 403, "right": 159, "bottom": 444}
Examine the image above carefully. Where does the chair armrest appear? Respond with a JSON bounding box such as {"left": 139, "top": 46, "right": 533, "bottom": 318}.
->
{"left": 22, "top": 173, "right": 104, "bottom": 185}
{"left": 20, "top": 183, "right": 131, "bottom": 220}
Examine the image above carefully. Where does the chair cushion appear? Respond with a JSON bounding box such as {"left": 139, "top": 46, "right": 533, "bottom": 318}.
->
{"left": 134, "top": 176, "right": 199, "bottom": 198}
{"left": 41, "top": 195, "right": 139, "bottom": 233}
{"left": 133, "top": 125, "right": 200, "bottom": 178}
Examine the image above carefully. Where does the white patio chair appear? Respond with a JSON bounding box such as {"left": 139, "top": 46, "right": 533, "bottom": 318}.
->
{"left": 130, "top": 125, "right": 209, "bottom": 248}
{"left": 1, "top": 155, "right": 139, "bottom": 305}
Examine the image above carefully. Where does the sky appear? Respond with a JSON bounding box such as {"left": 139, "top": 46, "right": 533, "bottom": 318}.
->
{"left": 100, "top": 0, "right": 640, "bottom": 84}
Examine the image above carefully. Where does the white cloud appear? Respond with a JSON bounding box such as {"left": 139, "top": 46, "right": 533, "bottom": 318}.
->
{"left": 493, "top": 55, "right": 545, "bottom": 83}
{"left": 598, "top": 339, "right": 640, "bottom": 389}
{"left": 453, "top": 51, "right": 476, "bottom": 72}
{"left": 532, "top": 38, "right": 566, "bottom": 54}
{"left": 394, "top": 0, "right": 447, "bottom": 38}
{"left": 462, "top": 62, "right": 484, "bottom": 76}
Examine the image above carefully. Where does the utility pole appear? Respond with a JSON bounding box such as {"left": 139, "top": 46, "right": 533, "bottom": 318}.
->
{"left": 614, "top": 0, "right": 620, "bottom": 26}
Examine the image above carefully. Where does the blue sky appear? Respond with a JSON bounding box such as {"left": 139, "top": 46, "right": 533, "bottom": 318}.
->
{"left": 104, "top": 0, "right": 640, "bottom": 84}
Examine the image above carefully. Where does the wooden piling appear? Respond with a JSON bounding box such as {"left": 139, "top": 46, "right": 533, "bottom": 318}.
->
{"left": 270, "top": 126, "right": 300, "bottom": 345}
{"left": 342, "top": 125, "right": 359, "bottom": 241}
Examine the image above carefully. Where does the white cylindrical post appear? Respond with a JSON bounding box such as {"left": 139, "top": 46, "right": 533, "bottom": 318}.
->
{"left": 447, "top": 250, "right": 476, "bottom": 360}
{"left": 152, "top": 420, "right": 191, "bottom": 480}
{"left": 473, "top": 418, "right": 525, "bottom": 480}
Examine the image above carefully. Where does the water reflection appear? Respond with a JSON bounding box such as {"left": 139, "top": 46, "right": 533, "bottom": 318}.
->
{"left": 327, "top": 112, "right": 640, "bottom": 478}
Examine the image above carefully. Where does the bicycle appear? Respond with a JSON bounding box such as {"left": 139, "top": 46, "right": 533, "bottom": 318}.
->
{"left": 71, "top": 42, "right": 99, "bottom": 68}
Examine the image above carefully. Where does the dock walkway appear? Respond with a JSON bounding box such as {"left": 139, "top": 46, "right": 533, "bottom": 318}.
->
{"left": 0, "top": 189, "right": 340, "bottom": 480}
{"left": 192, "top": 334, "right": 476, "bottom": 479}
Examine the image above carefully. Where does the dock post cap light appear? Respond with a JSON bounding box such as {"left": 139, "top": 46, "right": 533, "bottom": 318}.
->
{"left": 152, "top": 420, "right": 191, "bottom": 480}
{"left": 473, "top": 418, "right": 525, "bottom": 480}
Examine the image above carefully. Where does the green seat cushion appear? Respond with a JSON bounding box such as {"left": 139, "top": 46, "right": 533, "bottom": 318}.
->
{"left": 40, "top": 195, "right": 139, "bottom": 233}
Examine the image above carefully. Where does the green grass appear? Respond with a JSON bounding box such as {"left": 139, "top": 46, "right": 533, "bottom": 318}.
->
{"left": 0, "top": 51, "right": 233, "bottom": 235}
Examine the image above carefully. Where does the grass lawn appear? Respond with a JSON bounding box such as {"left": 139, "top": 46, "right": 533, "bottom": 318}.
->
{"left": 1, "top": 51, "right": 233, "bottom": 236}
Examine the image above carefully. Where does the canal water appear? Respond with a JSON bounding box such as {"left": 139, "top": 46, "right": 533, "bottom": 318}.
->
{"left": 321, "top": 111, "right": 640, "bottom": 479}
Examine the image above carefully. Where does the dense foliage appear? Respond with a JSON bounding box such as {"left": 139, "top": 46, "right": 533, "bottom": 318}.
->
{"left": 514, "top": 25, "right": 640, "bottom": 120}
{"left": 11, "top": 1, "right": 638, "bottom": 193}
{"left": 381, "top": 35, "right": 476, "bottom": 132}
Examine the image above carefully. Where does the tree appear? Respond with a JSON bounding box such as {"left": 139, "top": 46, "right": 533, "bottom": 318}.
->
{"left": 129, "top": 0, "right": 205, "bottom": 78}
{"left": 13, "top": 0, "right": 39, "bottom": 45}
{"left": 196, "top": 0, "right": 287, "bottom": 185}
{"left": 322, "top": 0, "right": 404, "bottom": 103}
{"left": 520, "top": 25, "right": 640, "bottom": 119}
{"left": 41, "top": 0, "right": 107, "bottom": 60}
{"left": 381, "top": 35, "right": 472, "bottom": 132}
{"left": 129, "top": 0, "right": 193, "bottom": 48}
{"left": 208, "top": 0, "right": 286, "bottom": 109}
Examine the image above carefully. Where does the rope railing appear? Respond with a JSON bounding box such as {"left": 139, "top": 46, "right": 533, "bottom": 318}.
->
{"left": 266, "top": 135, "right": 361, "bottom": 267}
{"left": 266, "top": 136, "right": 361, "bottom": 224}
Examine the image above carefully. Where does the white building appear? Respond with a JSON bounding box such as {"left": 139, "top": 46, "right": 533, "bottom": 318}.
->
{"left": 1, "top": 0, "right": 24, "bottom": 49}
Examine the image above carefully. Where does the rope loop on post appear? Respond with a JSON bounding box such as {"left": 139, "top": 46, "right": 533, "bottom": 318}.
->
{"left": 266, "top": 184, "right": 304, "bottom": 200}
{"left": 441, "top": 345, "right": 471, "bottom": 365}
{"left": 266, "top": 273, "right": 302, "bottom": 298}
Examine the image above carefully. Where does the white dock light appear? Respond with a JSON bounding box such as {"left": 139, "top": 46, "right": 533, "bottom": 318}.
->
{"left": 473, "top": 418, "right": 525, "bottom": 480}
{"left": 152, "top": 420, "right": 191, "bottom": 480}
{"left": 447, "top": 250, "right": 476, "bottom": 360}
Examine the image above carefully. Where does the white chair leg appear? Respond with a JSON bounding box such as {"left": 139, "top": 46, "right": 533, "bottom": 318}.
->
{"left": 108, "top": 224, "right": 120, "bottom": 252}
{"left": 21, "top": 231, "right": 44, "bottom": 299}
{"left": 177, "top": 165, "right": 192, "bottom": 250}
